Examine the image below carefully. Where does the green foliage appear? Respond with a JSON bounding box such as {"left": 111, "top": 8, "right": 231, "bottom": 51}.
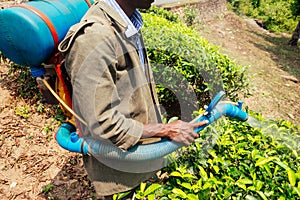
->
{"left": 142, "top": 12, "right": 249, "bottom": 119}
{"left": 291, "top": 0, "right": 300, "bottom": 16}
{"left": 14, "top": 105, "right": 31, "bottom": 119}
{"left": 135, "top": 182, "right": 162, "bottom": 199}
{"left": 134, "top": 114, "right": 300, "bottom": 199}
{"left": 7, "top": 63, "right": 41, "bottom": 100}
{"left": 228, "top": 0, "right": 300, "bottom": 33}
{"left": 113, "top": 191, "right": 132, "bottom": 200}
{"left": 42, "top": 183, "right": 53, "bottom": 194}
{"left": 141, "top": 6, "right": 179, "bottom": 23}
{"left": 183, "top": 5, "right": 198, "bottom": 26}
{"left": 2, "top": 61, "right": 66, "bottom": 123}
{"left": 52, "top": 104, "right": 66, "bottom": 123}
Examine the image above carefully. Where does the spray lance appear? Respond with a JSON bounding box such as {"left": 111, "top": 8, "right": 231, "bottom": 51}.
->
{"left": 193, "top": 91, "right": 248, "bottom": 132}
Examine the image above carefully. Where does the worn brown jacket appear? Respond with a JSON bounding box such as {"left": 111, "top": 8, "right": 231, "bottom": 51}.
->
{"left": 58, "top": 1, "right": 161, "bottom": 196}
{"left": 59, "top": 1, "right": 161, "bottom": 150}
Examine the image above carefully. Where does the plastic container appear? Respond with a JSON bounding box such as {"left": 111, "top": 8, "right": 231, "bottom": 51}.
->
{"left": 0, "top": 0, "right": 93, "bottom": 67}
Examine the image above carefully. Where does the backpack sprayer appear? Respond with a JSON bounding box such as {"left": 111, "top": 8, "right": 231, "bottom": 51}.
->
{"left": 0, "top": 0, "right": 92, "bottom": 68}
{"left": 0, "top": 0, "right": 93, "bottom": 118}
{"left": 0, "top": 0, "right": 248, "bottom": 172}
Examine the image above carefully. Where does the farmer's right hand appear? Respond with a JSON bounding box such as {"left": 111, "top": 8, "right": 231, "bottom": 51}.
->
{"left": 163, "top": 120, "right": 207, "bottom": 146}
{"left": 142, "top": 120, "right": 208, "bottom": 146}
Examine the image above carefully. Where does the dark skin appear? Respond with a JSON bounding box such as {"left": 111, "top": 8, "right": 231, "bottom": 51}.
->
{"left": 143, "top": 121, "right": 208, "bottom": 146}
{"left": 116, "top": 0, "right": 154, "bottom": 16}
{"left": 116, "top": 0, "right": 208, "bottom": 146}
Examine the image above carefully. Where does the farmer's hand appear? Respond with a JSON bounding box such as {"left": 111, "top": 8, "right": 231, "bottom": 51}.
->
{"left": 164, "top": 120, "right": 207, "bottom": 145}
{"left": 142, "top": 120, "right": 208, "bottom": 146}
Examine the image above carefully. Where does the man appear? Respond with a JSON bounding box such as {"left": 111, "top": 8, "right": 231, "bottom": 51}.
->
{"left": 58, "top": 0, "right": 207, "bottom": 198}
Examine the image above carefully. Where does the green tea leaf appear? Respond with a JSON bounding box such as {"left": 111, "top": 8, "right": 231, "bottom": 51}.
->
{"left": 182, "top": 173, "right": 196, "bottom": 179}
{"left": 255, "top": 180, "right": 264, "bottom": 191}
{"left": 255, "top": 157, "right": 279, "bottom": 167}
{"left": 212, "top": 165, "right": 220, "bottom": 174}
{"left": 236, "top": 182, "right": 247, "bottom": 191}
{"left": 274, "top": 160, "right": 290, "bottom": 170}
{"left": 147, "top": 194, "right": 155, "bottom": 200}
{"left": 237, "top": 178, "right": 253, "bottom": 185}
{"left": 198, "top": 166, "right": 208, "bottom": 181}
{"left": 140, "top": 182, "right": 146, "bottom": 193}
{"left": 116, "top": 191, "right": 131, "bottom": 200}
{"left": 170, "top": 171, "right": 182, "bottom": 177}
{"left": 202, "top": 182, "right": 212, "bottom": 190}
{"left": 187, "top": 193, "right": 199, "bottom": 200}
{"left": 172, "top": 188, "right": 187, "bottom": 198}
{"left": 208, "top": 150, "right": 217, "bottom": 158}
{"left": 180, "top": 182, "right": 192, "bottom": 190}
{"left": 264, "top": 165, "right": 272, "bottom": 177}
{"left": 287, "top": 168, "right": 296, "bottom": 187}
{"left": 256, "top": 191, "right": 268, "bottom": 200}
{"left": 191, "top": 179, "right": 202, "bottom": 191}
{"left": 294, "top": 187, "right": 300, "bottom": 197}
{"left": 247, "top": 186, "right": 256, "bottom": 191}
{"left": 144, "top": 184, "right": 162, "bottom": 196}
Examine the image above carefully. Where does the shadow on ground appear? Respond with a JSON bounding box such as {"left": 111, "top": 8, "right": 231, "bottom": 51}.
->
{"left": 40, "top": 154, "right": 97, "bottom": 200}
{"left": 249, "top": 30, "right": 300, "bottom": 80}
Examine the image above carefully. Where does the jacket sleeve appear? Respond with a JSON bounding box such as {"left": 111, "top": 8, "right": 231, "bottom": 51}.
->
{"left": 65, "top": 22, "right": 143, "bottom": 151}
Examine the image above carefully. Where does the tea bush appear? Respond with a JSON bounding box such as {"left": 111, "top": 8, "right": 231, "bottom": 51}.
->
{"left": 228, "top": 0, "right": 300, "bottom": 33}
{"left": 129, "top": 114, "right": 300, "bottom": 199}
{"left": 142, "top": 11, "right": 249, "bottom": 119}
{"left": 141, "top": 6, "right": 179, "bottom": 23}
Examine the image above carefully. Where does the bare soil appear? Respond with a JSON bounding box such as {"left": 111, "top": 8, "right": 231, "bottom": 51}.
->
{"left": 0, "top": 4, "right": 300, "bottom": 200}
{"left": 196, "top": 11, "right": 300, "bottom": 125}
{"left": 0, "top": 65, "right": 96, "bottom": 199}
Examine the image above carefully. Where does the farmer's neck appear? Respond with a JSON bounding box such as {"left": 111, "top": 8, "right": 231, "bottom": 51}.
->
{"left": 116, "top": 0, "right": 136, "bottom": 16}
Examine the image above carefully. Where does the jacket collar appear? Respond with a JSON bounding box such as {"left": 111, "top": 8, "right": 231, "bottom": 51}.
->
{"left": 96, "top": 1, "right": 128, "bottom": 33}
{"left": 101, "top": 0, "right": 143, "bottom": 38}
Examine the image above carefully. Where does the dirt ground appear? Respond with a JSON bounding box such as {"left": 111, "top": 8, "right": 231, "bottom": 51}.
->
{"left": 195, "top": 12, "right": 300, "bottom": 125}
{"left": 0, "top": 65, "right": 96, "bottom": 199}
{"left": 0, "top": 3, "right": 300, "bottom": 200}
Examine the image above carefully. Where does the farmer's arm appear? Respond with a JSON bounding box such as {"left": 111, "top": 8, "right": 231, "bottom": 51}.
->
{"left": 142, "top": 120, "right": 208, "bottom": 146}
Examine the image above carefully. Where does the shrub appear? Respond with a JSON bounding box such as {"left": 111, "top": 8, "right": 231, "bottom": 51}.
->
{"left": 183, "top": 5, "right": 198, "bottom": 26}
{"left": 228, "top": 0, "right": 300, "bottom": 33}
{"left": 141, "top": 6, "right": 179, "bottom": 23}
{"left": 132, "top": 114, "right": 300, "bottom": 199}
{"left": 142, "top": 12, "right": 249, "bottom": 120}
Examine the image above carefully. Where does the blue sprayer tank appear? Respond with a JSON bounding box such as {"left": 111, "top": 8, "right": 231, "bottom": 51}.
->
{"left": 0, "top": 0, "right": 93, "bottom": 67}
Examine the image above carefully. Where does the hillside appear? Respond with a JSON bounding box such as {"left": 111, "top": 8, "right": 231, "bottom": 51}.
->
{"left": 195, "top": 11, "right": 300, "bottom": 125}
{"left": 165, "top": 0, "right": 300, "bottom": 125}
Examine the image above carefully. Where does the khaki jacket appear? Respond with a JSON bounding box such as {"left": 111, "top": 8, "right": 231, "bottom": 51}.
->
{"left": 58, "top": 1, "right": 161, "bottom": 195}
{"left": 59, "top": 1, "right": 161, "bottom": 150}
